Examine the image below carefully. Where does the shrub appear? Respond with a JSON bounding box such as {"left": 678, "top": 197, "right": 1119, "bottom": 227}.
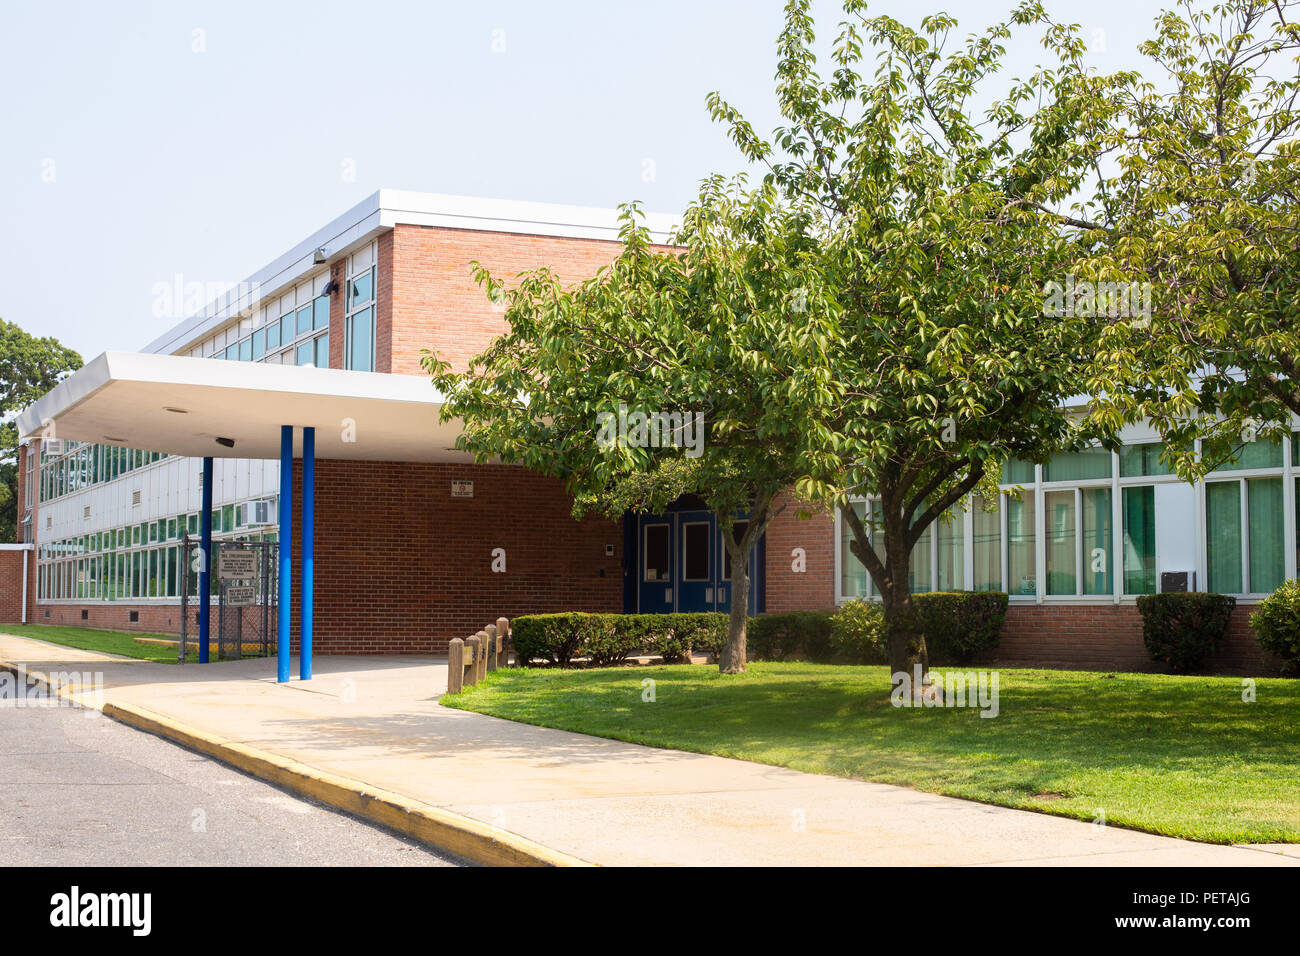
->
{"left": 748, "top": 611, "right": 835, "bottom": 662}
{"left": 511, "top": 612, "right": 591, "bottom": 666}
{"left": 1136, "top": 592, "right": 1236, "bottom": 673}
{"left": 510, "top": 612, "right": 727, "bottom": 666}
{"left": 670, "top": 613, "right": 729, "bottom": 661}
{"left": 914, "top": 591, "right": 1009, "bottom": 664}
{"left": 580, "top": 615, "right": 638, "bottom": 666}
{"left": 829, "top": 599, "right": 887, "bottom": 664}
{"left": 1251, "top": 580, "right": 1300, "bottom": 675}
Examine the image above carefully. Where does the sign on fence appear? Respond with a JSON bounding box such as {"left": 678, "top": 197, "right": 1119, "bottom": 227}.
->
{"left": 218, "top": 550, "right": 257, "bottom": 580}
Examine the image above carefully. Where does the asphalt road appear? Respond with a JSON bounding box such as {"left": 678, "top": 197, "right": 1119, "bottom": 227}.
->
{"left": 0, "top": 693, "right": 463, "bottom": 866}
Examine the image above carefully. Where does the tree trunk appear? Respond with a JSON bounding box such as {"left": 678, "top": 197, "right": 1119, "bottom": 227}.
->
{"left": 879, "top": 582, "right": 930, "bottom": 681}
{"left": 718, "top": 545, "right": 750, "bottom": 674}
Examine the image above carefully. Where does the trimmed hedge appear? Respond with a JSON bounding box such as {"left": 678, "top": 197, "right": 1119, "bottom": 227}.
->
{"left": 510, "top": 594, "right": 1007, "bottom": 669}
{"left": 1136, "top": 592, "right": 1236, "bottom": 673}
{"left": 512, "top": 612, "right": 726, "bottom": 666}
{"left": 749, "top": 610, "right": 836, "bottom": 662}
{"left": 915, "top": 591, "right": 1009, "bottom": 664}
{"left": 1250, "top": 580, "right": 1300, "bottom": 675}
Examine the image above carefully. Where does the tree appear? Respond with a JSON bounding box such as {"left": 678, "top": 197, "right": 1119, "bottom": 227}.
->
{"left": 424, "top": 184, "right": 839, "bottom": 672}
{"left": 0, "top": 319, "right": 82, "bottom": 540}
{"left": 1087, "top": 0, "right": 1300, "bottom": 476}
{"left": 706, "top": 0, "right": 1131, "bottom": 680}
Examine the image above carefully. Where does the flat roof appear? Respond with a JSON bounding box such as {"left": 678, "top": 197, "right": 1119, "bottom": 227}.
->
{"left": 142, "top": 189, "right": 681, "bottom": 358}
{"left": 19, "top": 351, "right": 470, "bottom": 463}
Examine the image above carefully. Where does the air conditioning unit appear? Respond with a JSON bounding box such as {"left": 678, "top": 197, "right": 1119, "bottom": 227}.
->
{"left": 242, "top": 498, "right": 277, "bottom": 526}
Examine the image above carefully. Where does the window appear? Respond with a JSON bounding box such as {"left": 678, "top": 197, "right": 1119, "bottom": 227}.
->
{"left": 1002, "top": 458, "right": 1034, "bottom": 484}
{"left": 682, "top": 522, "right": 710, "bottom": 581}
{"left": 972, "top": 495, "right": 1001, "bottom": 591}
{"left": 1212, "top": 437, "right": 1282, "bottom": 472}
{"left": 1007, "top": 494, "right": 1036, "bottom": 595}
{"left": 1120, "top": 442, "right": 1173, "bottom": 478}
{"left": 1122, "top": 486, "right": 1156, "bottom": 594}
{"left": 1206, "top": 478, "right": 1284, "bottom": 594}
{"left": 643, "top": 525, "right": 669, "bottom": 582}
{"left": 1045, "top": 447, "right": 1112, "bottom": 482}
{"left": 315, "top": 333, "right": 329, "bottom": 369}
{"left": 313, "top": 295, "right": 329, "bottom": 330}
{"left": 936, "top": 511, "right": 963, "bottom": 591}
{"left": 345, "top": 246, "right": 377, "bottom": 372}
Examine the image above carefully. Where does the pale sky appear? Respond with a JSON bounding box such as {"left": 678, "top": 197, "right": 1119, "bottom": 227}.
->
{"left": 0, "top": 0, "right": 1170, "bottom": 361}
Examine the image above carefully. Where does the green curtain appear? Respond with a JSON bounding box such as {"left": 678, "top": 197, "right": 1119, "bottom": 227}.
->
{"left": 1206, "top": 481, "right": 1243, "bottom": 593}
{"left": 1122, "top": 486, "right": 1156, "bottom": 594}
{"left": 1045, "top": 448, "right": 1112, "bottom": 481}
{"left": 1248, "top": 477, "right": 1284, "bottom": 593}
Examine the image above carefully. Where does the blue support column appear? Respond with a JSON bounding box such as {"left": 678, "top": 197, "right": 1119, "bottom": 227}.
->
{"left": 278, "top": 426, "right": 293, "bottom": 683}
{"left": 300, "top": 426, "right": 314, "bottom": 681}
{"left": 198, "top": 457, "right": 213, "bottom": 664}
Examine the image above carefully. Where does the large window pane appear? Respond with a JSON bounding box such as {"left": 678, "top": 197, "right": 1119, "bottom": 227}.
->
{"left": 313, "top": 295, "right": 330, "bottom": 330}
{"left": 839, "top": 501, "right": 873, "bottom": 599}
{"left": 1001, "top": 458, "right": 1034, "bottom": 484}
{"left": 910, "top": 525, "right": 931, "bottom": 593}
{"left": 296, "top": 341, "right": 315, "bottom": 367}
{"left": 1122, "top": 486, "right": 1157, "bottom": 594}
{"left": 1082, "top": 487, "right": 1113, "bottom": 595}
{"left": 936, "top": 509, "right": 963, "bottom": 591}
{"left": 1008, "top": 494, "right": 1036, "bottom": 595}
{"left": 347, "top": 307, "right": 374, "bottom": 372}
{"left": 1206, "top": 481, "right": 1243, "bottom": 593}
{"left": 296, "top": 305, "right": 313, "bottom": 335}
{"left": 280, "top": 314, "right": 295, "bottom": 345}
{"left": 1046, "top": 448, "right": 1112, "bottom": 482}
{"left": 349, "top": 268, "right": 374, "bottom": 309}
{"left": 1120, "top": 442, "right": 1173, "bottom": 478}
{"left": 1214, "top": 437, "right": 1282, "bottom": 472}
{"left": 1248, "top": 477, "right": 1284, "bottom": 593}
{"left": 972, "top": 496, "right": 1001, "bottom": 591}
{"left": 1045, "top": 490, "right": 1076, "bottom": 595}
{"left": 315, "top": 334, "right": 329, "bottom": 369}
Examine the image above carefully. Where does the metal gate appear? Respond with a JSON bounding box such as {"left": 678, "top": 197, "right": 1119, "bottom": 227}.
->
{"left": 181, "top": 537, "right": 278, "bottom": 662}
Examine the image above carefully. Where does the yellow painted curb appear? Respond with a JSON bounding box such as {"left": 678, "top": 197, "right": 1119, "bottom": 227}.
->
{"left": 0, "top": 658, "right": 592, "bottom": 868}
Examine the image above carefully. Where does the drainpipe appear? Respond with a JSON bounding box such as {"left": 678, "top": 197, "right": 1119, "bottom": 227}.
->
{"left": 21, "top": 547, "right": 28, "bottom": 624}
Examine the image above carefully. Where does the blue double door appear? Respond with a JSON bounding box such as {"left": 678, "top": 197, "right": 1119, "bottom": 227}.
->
{"left": 636, "top": 510, "right": 761, "bottom": 614}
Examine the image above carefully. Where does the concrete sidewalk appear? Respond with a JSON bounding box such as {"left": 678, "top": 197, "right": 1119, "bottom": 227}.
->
{"left": 1, "top": 632, "right": 1295, "bottom": 867}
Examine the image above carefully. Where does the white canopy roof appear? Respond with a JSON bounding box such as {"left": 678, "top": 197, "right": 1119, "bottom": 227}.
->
{"left": 18, "top": 351, "right": 471, "bottom": 462}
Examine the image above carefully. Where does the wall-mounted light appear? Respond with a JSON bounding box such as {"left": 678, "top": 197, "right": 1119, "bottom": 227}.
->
{"left": 313, "top": 247, "right": 328, "bottom": 264}
{"left": 322, "top": 277, "right": 338, "bottom": 296}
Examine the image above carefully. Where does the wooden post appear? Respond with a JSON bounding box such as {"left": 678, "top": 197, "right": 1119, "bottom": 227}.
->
{"left": 447, "top": 638, "right": 464, "bottom": 695}
{"left": 485, "top": 624, "right": 499, "bottom": 672}
{"left": 475, "top": 630, "right": 490, "bottom": 681}
{"left": 464, "top": 635, "right": 480, "bottom": 686}
{"left": 497, "top": 617, "right": 510, "bottom": 666}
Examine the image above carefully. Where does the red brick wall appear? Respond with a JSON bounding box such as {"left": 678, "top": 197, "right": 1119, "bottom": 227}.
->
{"left": 0, "top": 550, "right": 28, "bottom": 623}
{"left": 280, "top": 458, "right": 624, "bottom": 654}
{"left": 984, "top": 602, "right": 1277, "bottom": 676}
{"left": 385, "top": 224, "right": 673, "bottom": 377}
{"left": 33, "top": 602, "right": 196, "bottom": 635}
{"left": 763, "top": 493, "right": 835, "bottom": 613}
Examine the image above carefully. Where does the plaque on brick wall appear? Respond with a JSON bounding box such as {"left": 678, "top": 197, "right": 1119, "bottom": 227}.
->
{"left": 451, "top": 480, "right": 474, "bottom": 498}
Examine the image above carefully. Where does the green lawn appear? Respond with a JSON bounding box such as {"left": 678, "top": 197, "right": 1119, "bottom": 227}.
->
{"left": 443, "top": 662, "right": 1300, "bottom": 844}
{"left": 0, "top": 624, "right": 199, "bottom": 663}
